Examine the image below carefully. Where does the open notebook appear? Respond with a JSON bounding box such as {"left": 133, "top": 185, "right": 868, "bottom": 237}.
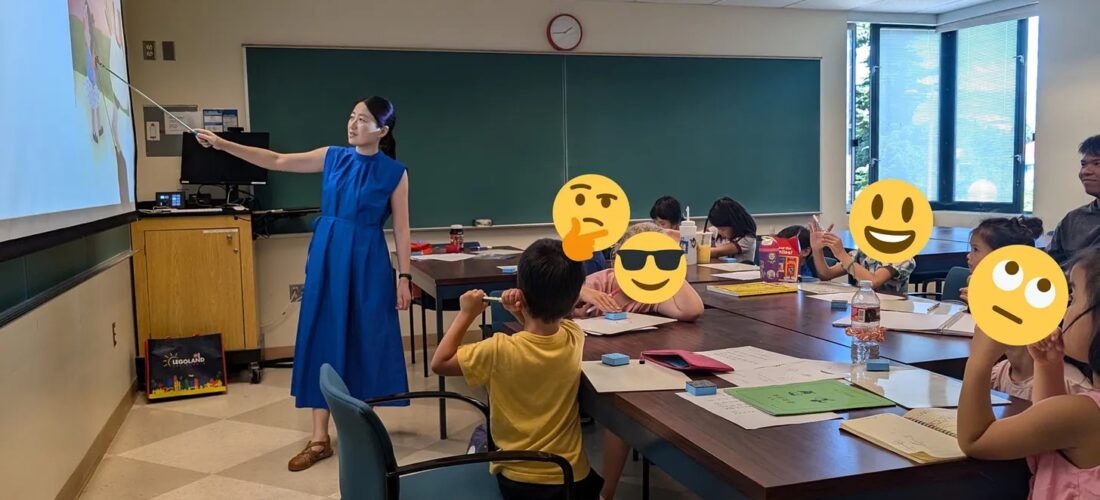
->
{"left": 840, "top": 408, "right": 964, "bottom": 464}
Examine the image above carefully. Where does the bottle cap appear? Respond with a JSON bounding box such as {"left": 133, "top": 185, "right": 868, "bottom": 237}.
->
{"left": 858, "top": 280, "right": 872, "bottom": 288}
{"left": 450, "top": 224, "right": 462, "bottom": 230}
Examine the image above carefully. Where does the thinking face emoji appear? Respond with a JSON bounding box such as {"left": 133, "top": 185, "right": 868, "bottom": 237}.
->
{"left": 613, "top": 231, "right": 687, "bottom": 304}
{"left": 969, "top": 245, "right": 1068, "bottom": 346}
{"left": 553, "top": 174, "right": 630, "bottom": 261}
{"left": 849, "top": 179, "right": 933, "bottom": 263}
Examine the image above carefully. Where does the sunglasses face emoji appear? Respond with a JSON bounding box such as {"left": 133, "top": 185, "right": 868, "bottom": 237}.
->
{"left": 553, "top": 174, "right": 630, "bottom": 260}
{"left": 613, "top": 231, "right": 687, "bottom": 304}
{"left": 848, "top": 179, "right": 933, "bottom": 263}
{"left": 969, "top": 245, "right": 1068, "bottom": 346}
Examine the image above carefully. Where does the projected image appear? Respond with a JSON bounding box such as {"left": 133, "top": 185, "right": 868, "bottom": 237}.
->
{"left": 68, "top": 0, "right": 133, "bottom": 203}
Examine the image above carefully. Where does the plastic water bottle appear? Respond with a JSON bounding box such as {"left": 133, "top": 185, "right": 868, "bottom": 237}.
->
{"left": 850, "top": 280, "right": 881, "bottom": 364}
{"left": 679, "top": 219, "right": 698, "bottom": 265}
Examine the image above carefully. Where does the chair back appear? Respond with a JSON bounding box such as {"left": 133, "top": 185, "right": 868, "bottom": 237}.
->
{"left": 941, "top": 266, "right": 971, "bottom": 302}
{"left": 320, "top": 364, "right": 399, "bottom": 499}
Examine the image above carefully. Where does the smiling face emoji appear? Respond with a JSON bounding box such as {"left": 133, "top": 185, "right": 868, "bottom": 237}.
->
{"left": 969, "top": 245, "right": 1068, "bottom": 346}
{"left": 613, "top": 232, "right": 687, "bottom": 304}
{"left": 849, "top": 179, "right": 933, "bottom": 263}
{"left": 553, "top": 174, "right": 630, "bottom": 252}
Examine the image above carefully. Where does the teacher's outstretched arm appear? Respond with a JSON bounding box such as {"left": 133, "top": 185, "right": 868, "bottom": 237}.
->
{"left": 391, "top": 171, "right": 412, "bottom": 310}
{"left": 194, "top": 128, "right": 327, "bottom": 173}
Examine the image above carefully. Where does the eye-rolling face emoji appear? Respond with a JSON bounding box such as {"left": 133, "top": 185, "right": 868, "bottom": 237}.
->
{"left": 613, "top": 232, "right": 687, "bottom": 304}
{"left": 849, "top": 179, "right": 933, "bottom": 263}
{"left": 553, "top": 174, "right": 630, "bottom": 261}
{"left": 969, "top": 245, "right": 1068, "bottom": 346}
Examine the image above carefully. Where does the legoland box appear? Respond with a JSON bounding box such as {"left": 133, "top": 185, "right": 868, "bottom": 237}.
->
{"left": 757, "top": 235, "right": 802, "bottom": 283}
{"left": 146, "top": 333, "right": 228, "bottom": 400}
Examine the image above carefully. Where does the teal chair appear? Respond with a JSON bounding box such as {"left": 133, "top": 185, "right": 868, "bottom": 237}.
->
{"left": 318, "top": 364, "right": 575, "bottom": 499}
{"left": 911, "top": 266, "right": 970, "bottom": 302}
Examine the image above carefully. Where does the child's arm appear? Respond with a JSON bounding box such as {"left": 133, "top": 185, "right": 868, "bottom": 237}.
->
{"left": 711, "top": 242, "right": 742, "bottom": 258}
{"left": 825, "top": 235, "right": 894, "bottom": 288}
{"left": 958, "top": 327, "right": 1099, "bottom": 459}
{"left": 655, "top": 282, "right": 704, "bottom": 321}
{"left": 809, "top": 224, "right": 845, "bottom": 280}
{"left": 431, "top": 289, "right": 488, "bottom": 377}
{"left": 1027, "top": 328, "right": 1068, "bottom": 402}
{"left": 500, "top": 288, "right": 528, "bottom": 326}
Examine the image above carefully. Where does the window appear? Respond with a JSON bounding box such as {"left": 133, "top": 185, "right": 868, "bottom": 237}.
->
{"left": 851, "top": 17, "right": 1038, "bottom": 213}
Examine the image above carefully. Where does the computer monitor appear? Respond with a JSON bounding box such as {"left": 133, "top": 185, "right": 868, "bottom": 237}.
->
{"left": 181, "top": 131, "right": 269, "bottom": 185}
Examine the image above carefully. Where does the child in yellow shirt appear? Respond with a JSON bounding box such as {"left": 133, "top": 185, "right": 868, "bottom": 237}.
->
{"left": 431, "top": 238, "right": 602, "bottom": 500}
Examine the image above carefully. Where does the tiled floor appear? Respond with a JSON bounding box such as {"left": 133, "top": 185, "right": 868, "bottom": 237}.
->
{"left": 80, "top": 351, "right": 698, "bottom": 499}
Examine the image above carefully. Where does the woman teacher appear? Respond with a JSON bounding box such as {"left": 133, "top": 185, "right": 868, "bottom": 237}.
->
{"left": 194, "top": 96, "right": 412, "bottom": 471}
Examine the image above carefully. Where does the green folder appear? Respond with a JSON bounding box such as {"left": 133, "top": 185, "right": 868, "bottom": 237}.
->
{"left": 726, "top": 379, "right": 895, "bottom": 416}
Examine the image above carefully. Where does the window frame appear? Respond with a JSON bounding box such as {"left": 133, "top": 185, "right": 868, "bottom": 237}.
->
{"left": 867, "top": 20, "right": 1030, "bottom": 214}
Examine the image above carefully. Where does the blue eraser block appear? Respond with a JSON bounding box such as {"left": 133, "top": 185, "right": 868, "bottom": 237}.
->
{"left": 719, "top": 257, "right": 737, "bottom": 263}
{"left": 604, "top": 311, "right": 628, "bottom": 321}
{"left": 867, "top": 358, "right": 890, "bottom": 371}
{"left": 499, "top": 265, "right": 517, "bottom": 274}
{"left": 686, "top": 380, "right": 717, "bottom": 396}
{"left": 830, "top": 299, "right": 848, "bottom": 310}
{"left": 602, "top": 353, "right": 630, "bottom": 366}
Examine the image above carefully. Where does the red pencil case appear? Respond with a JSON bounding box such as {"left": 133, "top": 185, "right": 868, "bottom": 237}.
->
{"left": 640, "top": 350, "right": 733, "bottom": 373}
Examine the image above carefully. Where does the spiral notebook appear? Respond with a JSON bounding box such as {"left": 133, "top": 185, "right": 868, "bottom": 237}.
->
{"left": 840, "top": 408, "right": 965, "bottom": 464}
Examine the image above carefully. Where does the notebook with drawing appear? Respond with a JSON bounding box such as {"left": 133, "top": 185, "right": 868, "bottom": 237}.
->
{"left": 840, "top": 408, "right": 964, "bottom": 464}
{"left": 573, "top": 312, "right": 677, "bottom": 336}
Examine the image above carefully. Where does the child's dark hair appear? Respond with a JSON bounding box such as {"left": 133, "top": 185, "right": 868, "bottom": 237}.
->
{"left": 705, "top": 197, "right": 757, "bottom": 240}
{"left": 649, "top": 196, "right": 684, "bottom": 226}
{"left": 971, "top": 216, "right": 1044, "bottom": 250}
{"left": 358, "top": 96, "right": 397, "bottom": 159}
{"left": 777, "top": 225, "right": 816, "bottom": 275}
{"left": 517, "top": 239, "right": 585, "bottom": 322}
{"left": 1080, "top": 134, "right": 1100, "bottom": 157}
{"left": 1065, "top": 247, "right": 1100, "bottom": 376}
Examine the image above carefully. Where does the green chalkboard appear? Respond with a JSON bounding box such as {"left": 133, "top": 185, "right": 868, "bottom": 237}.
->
{"left": 566, "top": 56, "right": 820, "bottom": 217}
{"left": 246, "top": 48, "right": 565, "bottom": 228}
{"left": 245, "top": 47, "right": 820, "bottom": 229}
{"left": 0, "top": 224, "right": 130, "bottom": 316}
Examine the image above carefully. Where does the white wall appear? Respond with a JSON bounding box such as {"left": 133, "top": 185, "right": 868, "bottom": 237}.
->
{"left": 0, "top": 262, "right": 136, "bottom": 499}
{"left": 124, "top": 0, "right": 848, "bottom": 347}
{"left": 1033, "top": 0, "right": 1100, "bottom": 225}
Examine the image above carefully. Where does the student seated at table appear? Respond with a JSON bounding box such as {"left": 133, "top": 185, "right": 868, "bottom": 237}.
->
{"left": 776, "top": 225, "right": 821, "bottom": 279}
{"left": 958, "top": 247, "right": 1100, "bottom": 500}
{"left": 704, "top": 197, "right": 758, "bottom": 262}
{"left": 1047, "top": 134, "right": 1100, "bottom": 268}
{"left": 574, "top": 222, "right": 704, "bottom": 321}
{"left": 961, "top": 216, "right": 1093, "bottom": 400}
{"left": 808, "top": 220, "right": 916, "bottom": 293}
{"left": 431, "top": 239, "right": 603, "bottom": 500}
{"left": 650, "top": 195, "right": 684, "bottom": 230}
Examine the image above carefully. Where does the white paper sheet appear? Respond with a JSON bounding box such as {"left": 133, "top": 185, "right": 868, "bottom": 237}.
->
{"left": 582, "top": 360, "right": 690, "bottom": 393}
{"left": 411, "top": 253, "right": 477, "bottom": 262}
{"left": 798, "top": 282, "right": 859, "bottom": 295}
{"left": 712, "top": 271, "right": 762, "bottom": 280}
{"left": 574, "top": 313, "right": 677, "bottom": 336}
{"left": 806, "top": 292, "right": 906, "bottom": 303}
{"left": 833, "top": 310, "right": 953, "bottom": 332}
{"left": 850, "top": 367, "right": 1011, "bottom": 408}
{"left": 677, "top": 391, "right": 841, "bottom": 429}
{"left": 718, "top": 360, "right": 852, "bottom": 387}
{"left": 696, "top": 346, "right": 804, "bottom": 371}
{"left": 941, "top": 312, "right": 975, "bottom": 336}
{"left": 699, "top": 263, "right": 760, "bottom": 272}
{"left": 473, "top": 249, "right": 522, "bottom": 257}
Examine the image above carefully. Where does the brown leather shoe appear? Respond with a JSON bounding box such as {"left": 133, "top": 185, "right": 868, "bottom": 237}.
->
{"left": 288, "top": 438, "right": 333, "bottom": 472}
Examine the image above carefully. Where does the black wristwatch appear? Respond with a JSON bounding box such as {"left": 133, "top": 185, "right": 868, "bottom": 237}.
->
{"left": 398, "top": 273, "right": 412, "bottom": 282}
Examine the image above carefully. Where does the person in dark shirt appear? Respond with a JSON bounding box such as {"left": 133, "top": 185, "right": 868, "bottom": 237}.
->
{"left": 1048, "top": 134, "right": 1100, "bottom": 268}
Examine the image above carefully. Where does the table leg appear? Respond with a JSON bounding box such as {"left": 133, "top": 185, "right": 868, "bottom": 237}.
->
{"left": 437, "top": 305, "right": 448, "bottom": 440}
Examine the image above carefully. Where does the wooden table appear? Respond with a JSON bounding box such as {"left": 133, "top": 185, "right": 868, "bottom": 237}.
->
{"left": 693, "top": 283, "right": 973, "bottom": 378}
{"left": 685, "top": 263, "right": 752, "bottom": 284}
{"left": 401, "top": 249, "right": 521, "bottom": 439}
{"left": 580, "top": 309, "right": 1028, "bottom": 499}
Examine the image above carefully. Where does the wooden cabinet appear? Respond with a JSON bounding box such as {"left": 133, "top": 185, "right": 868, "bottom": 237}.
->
{"left": 131, "top": 215, "right": 258, "bottom": 355}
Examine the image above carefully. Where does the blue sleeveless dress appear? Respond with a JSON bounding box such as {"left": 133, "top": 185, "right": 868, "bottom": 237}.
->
{"left": 291, "top": 147, "right": 409, "bottom": 409}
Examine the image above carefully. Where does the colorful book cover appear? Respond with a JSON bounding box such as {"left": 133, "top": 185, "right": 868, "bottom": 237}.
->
{"left": 757, "top": 235, "right": 802, "bottom": 283}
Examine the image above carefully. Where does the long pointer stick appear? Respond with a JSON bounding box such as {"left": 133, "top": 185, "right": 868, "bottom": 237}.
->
{"left": 94, "top": 57, "right": 196, "bottom": 134}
